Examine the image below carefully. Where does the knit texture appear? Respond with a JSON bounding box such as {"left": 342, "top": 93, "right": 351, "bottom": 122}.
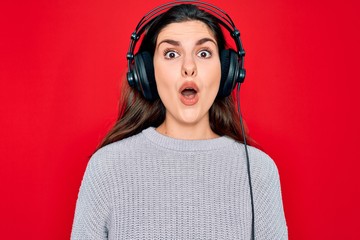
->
{"left": 71, "top": 127, "right": 288, "bottom": 239}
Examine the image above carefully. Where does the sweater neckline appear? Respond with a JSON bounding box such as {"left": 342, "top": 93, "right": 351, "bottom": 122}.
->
{"left": 142, "top": 127, "right": 234, "bottom": 152}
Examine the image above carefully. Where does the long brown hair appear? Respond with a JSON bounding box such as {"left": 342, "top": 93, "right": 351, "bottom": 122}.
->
{"left": 98, "top": 4, "right": 256, "bottom": 150}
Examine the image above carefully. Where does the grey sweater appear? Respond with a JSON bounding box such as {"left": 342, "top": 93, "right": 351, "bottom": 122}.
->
{"left": 71, "top": 127, "right": 288, "bottom": 239}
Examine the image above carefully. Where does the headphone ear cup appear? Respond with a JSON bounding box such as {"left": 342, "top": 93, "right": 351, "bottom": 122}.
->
{"left": 133, "top": 51, "right": 158, "bottom": 101}
{"left": 219, "top": 49, "right": 240, "bottom": 97}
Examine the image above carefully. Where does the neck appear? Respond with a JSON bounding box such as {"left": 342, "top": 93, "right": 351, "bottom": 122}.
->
{"left": 156, "top": 119, "right": 219, "bottom": 140}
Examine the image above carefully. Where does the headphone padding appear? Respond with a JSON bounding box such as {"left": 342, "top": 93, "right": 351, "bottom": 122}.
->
{"left": 219, "top": 49, "right": 238, "bottom": 97}
{"left": 134, "top": 51, "right": 158, "bottom": 101}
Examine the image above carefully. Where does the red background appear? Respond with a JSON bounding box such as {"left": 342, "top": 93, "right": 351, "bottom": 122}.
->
{"left": 1, "top": 0, "right": 359, "bottom": 239}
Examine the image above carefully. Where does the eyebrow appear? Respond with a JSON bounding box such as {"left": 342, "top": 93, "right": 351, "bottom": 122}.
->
{"left": 157, "top": 37, "right": 217, "bottom": 48}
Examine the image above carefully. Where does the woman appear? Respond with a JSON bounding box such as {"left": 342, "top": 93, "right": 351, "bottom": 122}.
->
{"left": 71, "top": 2, "right": 288, "bottom": 239}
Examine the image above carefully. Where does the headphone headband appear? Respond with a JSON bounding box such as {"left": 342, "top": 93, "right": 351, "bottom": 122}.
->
{"left": 136, "top": 1, "right": 235, "bottom": 38}
{"left": 127, "top": 1, "right": 245, "bottom": 62}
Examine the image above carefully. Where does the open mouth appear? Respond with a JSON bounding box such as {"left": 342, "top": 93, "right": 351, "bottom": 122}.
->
{"left": 181, "top": 88, "right": 197, "bottom": 98}
{"left": 179, "top": 82, "right": 199, "bottom": 106}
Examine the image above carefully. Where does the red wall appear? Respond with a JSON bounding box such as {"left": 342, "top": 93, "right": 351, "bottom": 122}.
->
{"left": 1, "top": 0, "right": 359, "bottom": 239}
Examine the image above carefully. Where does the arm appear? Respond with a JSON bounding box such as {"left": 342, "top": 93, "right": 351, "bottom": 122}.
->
{"left": 251, "top": 150, "right": 288, "bottom": 239}
{"left": 71, "top": 153, "right": 112, "bottom": 240}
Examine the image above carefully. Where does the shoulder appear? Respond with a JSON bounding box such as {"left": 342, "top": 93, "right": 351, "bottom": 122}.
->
{"left": 86, "top": 129, "right": 156, "bottom": 174}
{"left": 93, "top": 130, "right": 149, "bottom": 159}
{"left": 79, "top": 132, "right": 148, "bottom": 198}
{"left": 232, "top": 142, "right": 280, "bottom": 183}
{"left": 249, "top": 145, "right": 279, "bottom": 175}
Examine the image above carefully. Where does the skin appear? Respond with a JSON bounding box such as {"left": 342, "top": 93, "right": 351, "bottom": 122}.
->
{"left": 154, "top": 20, "right": 221, "bottom": 140}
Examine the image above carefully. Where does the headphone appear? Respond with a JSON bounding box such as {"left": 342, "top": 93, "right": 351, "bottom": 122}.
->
{"left": 126, "top": 2, "right": 254, "bottom": 239}
{"left": 126, "top": 0, "right": 246, "bottom": 101}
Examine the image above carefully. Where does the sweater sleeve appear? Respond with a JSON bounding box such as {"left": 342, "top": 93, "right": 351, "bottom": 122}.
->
{"left": 71, "top": 152, "right": 112, "bottom": 240}
{"left": 251, "top": 149, "right": 288, "bottom": 240}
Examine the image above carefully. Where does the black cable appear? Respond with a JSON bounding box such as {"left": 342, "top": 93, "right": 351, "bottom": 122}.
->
{"left": 236, "top": 83, "right": 255, "bottom": 240}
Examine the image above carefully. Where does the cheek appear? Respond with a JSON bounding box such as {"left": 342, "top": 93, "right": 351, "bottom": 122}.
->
{"left": 203, "top": 61, "right": 221, "bottom": 92}
{"left": 153, "top": 60, "right": 177, "bottom": 99}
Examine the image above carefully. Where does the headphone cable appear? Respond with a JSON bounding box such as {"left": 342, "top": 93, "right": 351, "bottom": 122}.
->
{"left": 236, "top": 83, "right": 255, "bottom": 240}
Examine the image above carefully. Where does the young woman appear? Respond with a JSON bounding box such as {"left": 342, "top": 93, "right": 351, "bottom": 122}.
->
{"left": 71, "top": 2, "right": 288, "bottom": 239}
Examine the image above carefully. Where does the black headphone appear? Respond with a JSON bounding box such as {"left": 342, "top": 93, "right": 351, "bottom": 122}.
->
{"left": 126, "top": 2, "right": 254, "bottom": 239}
{"left": 126, "top": 0, "right": 246, "bottom": 101}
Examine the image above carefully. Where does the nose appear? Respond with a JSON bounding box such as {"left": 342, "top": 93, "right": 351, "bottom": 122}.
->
{"left": 181, "top": 55, "right": 197, "bottom": 77}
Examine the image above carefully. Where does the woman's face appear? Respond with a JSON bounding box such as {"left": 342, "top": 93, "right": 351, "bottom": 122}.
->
{"left": 153, "top": 20, "right": 221, "bottom": 130}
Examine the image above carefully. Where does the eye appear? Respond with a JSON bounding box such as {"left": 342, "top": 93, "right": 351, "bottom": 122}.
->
{"left": 164, "top": 50, "right": 180, "bottom": 59}
{"left": 197, "top": 49, "right": 212, "bottom": 58}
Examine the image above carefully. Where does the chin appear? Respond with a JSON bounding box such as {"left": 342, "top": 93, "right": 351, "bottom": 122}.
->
{"left": 178, "top": 111, "right": 206, "bottom": 125}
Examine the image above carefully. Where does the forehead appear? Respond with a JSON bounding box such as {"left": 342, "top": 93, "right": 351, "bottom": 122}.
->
{"left": 157, "top": 20, "right": 216, "bottom": 41}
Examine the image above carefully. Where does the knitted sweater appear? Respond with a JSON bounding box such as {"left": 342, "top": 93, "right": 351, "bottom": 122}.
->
{"left": 71, "top": 127, "right": 288, "bottom": 239}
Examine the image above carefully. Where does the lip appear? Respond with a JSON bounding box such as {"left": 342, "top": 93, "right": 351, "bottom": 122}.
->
{"left": 178, "top": 81, "right": 199, "bottom": 106}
